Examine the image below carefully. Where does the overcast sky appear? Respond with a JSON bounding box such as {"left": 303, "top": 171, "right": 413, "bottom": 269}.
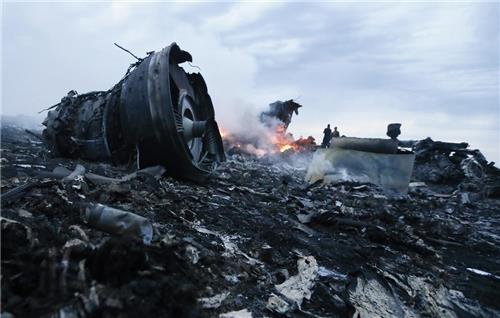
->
{"left": 2, "top": 1, "right": 499, "bottom": 162}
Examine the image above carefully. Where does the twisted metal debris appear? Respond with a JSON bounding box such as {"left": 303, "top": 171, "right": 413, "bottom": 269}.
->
{"left": 42, "top": 43, "right": 225, "bottom": 182}
{"left": 1, "top": 124, "right": 500, "bottom": 317}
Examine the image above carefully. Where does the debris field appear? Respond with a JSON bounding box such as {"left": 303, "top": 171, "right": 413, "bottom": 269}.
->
{"left": 1, "top": 123, "right": 500, "bottom": 317}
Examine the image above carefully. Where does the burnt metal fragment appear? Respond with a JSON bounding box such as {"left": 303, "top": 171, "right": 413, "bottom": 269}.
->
{"left": 84, "top": 203, "right": 153, "bottom": 244}
{"left": 386, "top": 123, "right": 401, "bottom": 140}
{"left": 306, "top": 137, "right": 416, "bottom": 194}
{"left": 42, "top": 43, "right": 225, "bottom": 182}
{"left": 260, "top": 99, "right": 302, "bottom": 129}
{"left": 330, "top": 137, "right": 399, "bottom": 154}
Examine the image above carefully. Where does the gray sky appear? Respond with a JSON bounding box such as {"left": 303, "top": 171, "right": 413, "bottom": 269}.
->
{"left": 2, "top": 1, "right": 499, "bottom": 162}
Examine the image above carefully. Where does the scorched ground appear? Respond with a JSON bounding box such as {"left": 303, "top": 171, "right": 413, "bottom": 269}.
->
{"left": 1, "top": 124, "right": 500, "bottom": 317}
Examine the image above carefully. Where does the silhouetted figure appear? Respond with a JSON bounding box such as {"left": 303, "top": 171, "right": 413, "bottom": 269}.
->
{"left": 332, "top": 126, "right": 340, "bottom": 138}
{"left": 321, "top": 124, "right": 332, "bottom": 148}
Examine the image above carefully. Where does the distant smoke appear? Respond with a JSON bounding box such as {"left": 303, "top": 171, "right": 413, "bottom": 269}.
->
{"left": 1, "top": 114, "right": 45, "bottom": 131}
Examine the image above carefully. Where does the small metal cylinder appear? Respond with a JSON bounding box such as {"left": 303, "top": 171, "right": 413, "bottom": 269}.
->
{"left": 85, "top": 203, "right": 153, "bottom": 244}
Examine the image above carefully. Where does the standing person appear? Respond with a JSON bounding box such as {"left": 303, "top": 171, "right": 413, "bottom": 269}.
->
{"left": 321, "top": 124, "right": 332, "bottom": 148}
{"left": 332, "top": 126, "right": 340, "bottom": 138}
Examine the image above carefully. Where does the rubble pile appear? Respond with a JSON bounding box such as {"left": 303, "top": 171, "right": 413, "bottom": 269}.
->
{"left": 2, "top": 124, "right": 500, "bottom": 317}
{"left": 411, "top": 137, "right": 500, "bottom": 198}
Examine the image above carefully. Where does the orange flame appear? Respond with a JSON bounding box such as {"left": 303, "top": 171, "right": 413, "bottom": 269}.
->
{"left": 219, "top": 127, "right": 228, "bottom": 139}
{"left": 219, "top": 124, "right": 314, "bottom": 157}
{"left": 280, "top": 144, "right": 293, "bottom": 152}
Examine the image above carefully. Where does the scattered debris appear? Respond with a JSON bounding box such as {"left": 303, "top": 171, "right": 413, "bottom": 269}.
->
{"left": 386, "top": 123, "right": 402, "bottom": 140}
{"left": 306, "top": 137, "right": 415, "bottom": 194}
{"left": 267, "top": 294, "right": 293, "bottom": 314}
{"left": 84, "top": 203, "right": 153, "bottom": 244}
{"left": 1, "top": 124, "right": 499, "bottom": 317}
{"left": 466, "top": 268, "right": 500, "bottom": 279}
{"left": 199, "top": 292, "right": 230, "bottom": 309}
{"left": 219, "top": 308, "right": 253, "bottom": 318}
{"left": 268, "top": 256, "right": 319, "bottom": 313}
{"left": 260, "top": 99, "right": 302, "bottom": 130}
{"left": 185, "top": 244, "right": 200, "bottom": 264}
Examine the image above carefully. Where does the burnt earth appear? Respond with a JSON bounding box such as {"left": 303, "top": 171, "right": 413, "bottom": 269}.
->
{"left": 1, "top": 124, "right": 500, "bottom": 317}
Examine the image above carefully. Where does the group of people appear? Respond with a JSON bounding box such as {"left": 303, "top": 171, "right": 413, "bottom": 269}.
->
{"left": 321, "top": 124, "right": 340, "bottom": 148}
{"left": 321, "top": 123, "right": 403, "bottom": 148}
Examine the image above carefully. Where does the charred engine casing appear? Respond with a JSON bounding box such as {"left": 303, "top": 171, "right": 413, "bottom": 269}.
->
{"left": 42, "top": 43, "right": 225, "bottom": 182}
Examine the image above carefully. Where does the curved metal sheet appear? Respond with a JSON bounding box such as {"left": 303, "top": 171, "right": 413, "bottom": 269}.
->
{"left": 306, "top": 147, "right": 415, "bottom": 194}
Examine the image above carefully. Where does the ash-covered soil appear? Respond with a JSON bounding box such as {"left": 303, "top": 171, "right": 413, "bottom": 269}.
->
{"left": 1, "top": 124, "right": 500, "bottom": 317}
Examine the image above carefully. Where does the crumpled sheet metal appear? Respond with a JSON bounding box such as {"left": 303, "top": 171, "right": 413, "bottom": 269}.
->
{"left": 219, "top": 309, "right": 253, "bottom": 318}
{"left": 347, "top": 269, "right": 484, "bottom": 318}
{"left": 276, "top": 256, "right": 318, "bottom": 305}
{"left": 267, "top": 256, "right": 318, "bottom": 313}
{"left": 306, "top": 148, "right": 415, "bottom": 194}
{"left": 198, "top": 292, "right": 230, "bottom": 309}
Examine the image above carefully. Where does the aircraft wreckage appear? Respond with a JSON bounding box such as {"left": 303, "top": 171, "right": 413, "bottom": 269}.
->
{"left": 306, "top": 124, "right": 416, "bottom": 194}
{"left": 42, "top": 43, "right": 225, "bottom": 182}
{"left": 2, "top": 56, "right": 500, "bottom": 316}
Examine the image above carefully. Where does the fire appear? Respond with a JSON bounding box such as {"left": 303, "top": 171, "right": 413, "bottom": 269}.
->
{"left": 272, "top": 123, "right": 300, "bottom": 153}
{"left": 275, "top": 135, "right": 317, "bottom": 154}
{"left": 279, "top": 144, "right": 294, "bottom": 152}
{"left": 219, "top": 99, "right": 316, "bottom": 157}
{"left": 219, "top": 127, "right": 228, "bottom": 139}
{"left": 219, "top": 124, "right": 316, "bottom": 157}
